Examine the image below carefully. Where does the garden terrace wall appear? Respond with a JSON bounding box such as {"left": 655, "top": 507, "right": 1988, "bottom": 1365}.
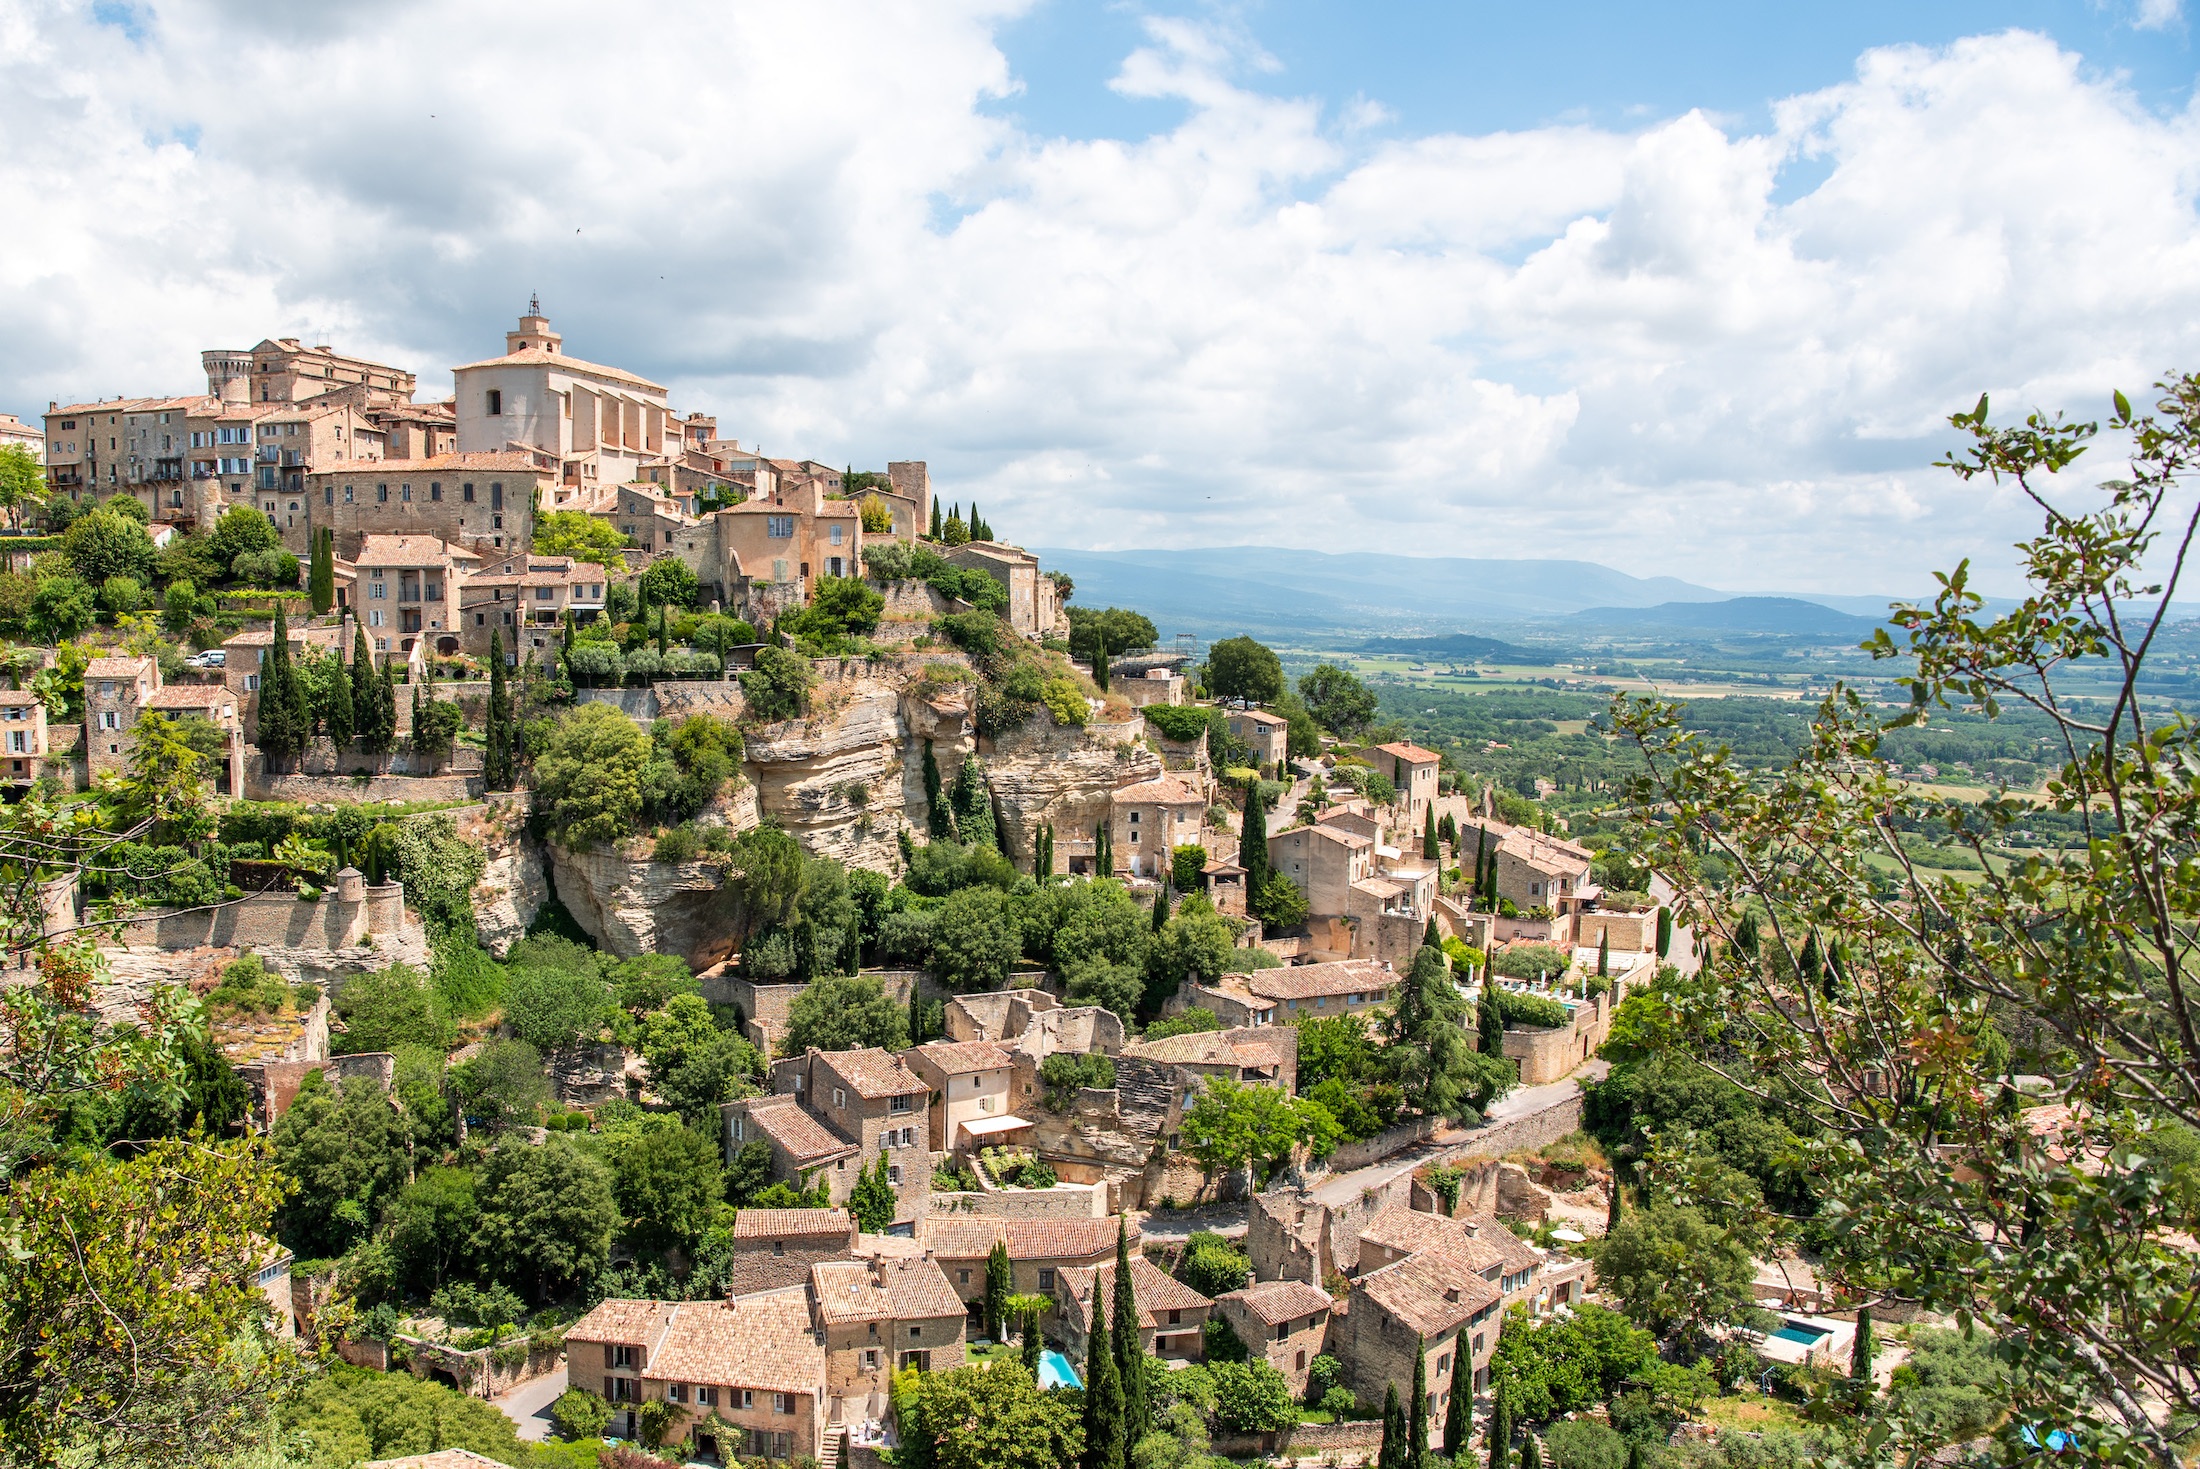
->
{"left": 928, "top": 1178, "right": 1107, "bottom": 1220}
{"left": 108, "top": 881, "right": 409, "bottom": 954}
{"left": 393, "top": 1332, "right": 564, "bottom": 1400}
{"left": 1211, "top": 1419, "right": 1388, "bottom": 1458}
{"left": 244, "top": 763, "right": 482, "bottom": 805}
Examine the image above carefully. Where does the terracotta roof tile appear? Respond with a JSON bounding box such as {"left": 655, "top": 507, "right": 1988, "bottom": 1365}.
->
{"left": 909, "top": 1040, "right": 1013, "bottom": 1076}
{"left": 144, "top": 686, "right": 234, "bottom": 710}
{"left": 815, "top": 1047, "right": 925, "bottom": 1100}
{"left": 1369, "top": 742, "right": 1441, "bottom": 765}
{"left": 923, "top": 1216, "right": 1126, "bottom": 1262}
{"left": 646, "top": 1292, "right": 825, "bottom": 1395}
{"left": 567, "top": 1297, "right": 680, "bottom": 1350}
{"left": 1217, "top": 1279, "right": 1334, "bottom": 1326}
{"left": 312, "top": 450, "right": 545, "bottom": 474}
{"left": 744, "top": 1098, "right": 856, "bottom": 1163}
{"left": 83, "top": 656, "right": 152, "bottom": 679}
{"left": 1354, "top": 1243, "right": 1501, "bottom": 1336}
{"left": 810, "top": 1258, "right": 965, "bottom": 1325}
{"left": 353, "top": 534, "right": 476, "bottom": 567}
{"left": 734, "top": 1208, "right": 853, "bottom": 1241}
{"left": 1248, "top": 960, "right": 1391, "bottom": 1002}
{"left": 1111, "top": 774, "right": 1207, "bottom": 806}
{"left": 1061, "top": 1257, "right": 1212, "bottom": 1331}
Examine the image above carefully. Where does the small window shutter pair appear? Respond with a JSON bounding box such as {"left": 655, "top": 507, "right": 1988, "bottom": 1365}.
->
{"left": 604, "top": 1343, "right": 617, "bottom": 1370}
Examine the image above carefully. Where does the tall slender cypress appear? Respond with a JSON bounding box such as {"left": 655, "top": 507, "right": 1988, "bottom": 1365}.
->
{"left": 1487, "top": 1400, "right": 1511, "bottom": 1469}
{"left": 1379, "top": 1385, "right": 1405, "bottom": 1469}
{"left": 1023, "top": 1307, "right": 1042, "bottom": 1379}
{"left": 485, "top": 629, "right": 513, "bottom": 790}
{"left": 1852, "top": 1305, "right": 1875, "bottom": 1383}
{"left": 1111, "top": 1215, "right": 1146, "bottom": 1441}
{"left": 923, "top": 740, "right": 951, "bottom": 839}
{"left": 1240, "top": 776, "right": 1268, "bottom": 898}
{"left": 1152, "top": 887, "right": 1169, "bottom": 935}
{"left": 308, "top": 527, "right": 334, "bottom": 614}
{"left": 350, "top": 621, "right": 378, "bottom": 748}
{"left": 1442, "top": 1352, "right": 1472, "bottom": 1458}
{"left": 657, "top": 601, "right": 669, "bottom": 656}
{"left": 1425, "top": 916, "right": 1441, "bottom": 951}
{"left": 929, "top": 498, "right": 942, "bottom": 539}
{"left": 1423, "top": 804, "right": 1439, "bottom": 860}
{"left": 380, "top": 657, "right": 400, "bottom": 749}
{"left": 325, "top": 627, "right": 355, "bottom": 749}
{"left": 1472, "top": 828, "right": 1489, "bottom": 907}
{"left": 1082, "top": 1289, "right": 1125, "bottom": 1469}
{"left": 1597, "top": 933, "right": 1610, "bottom": 978}
{"left": 1478, "top": 981, "right": 1505, "bottom": 1057}
{"left": 1518, "top": 1433, "right": 1541, "bottom": 1469}
{"left": 1095, "top": 821, "right": 1111, "bottom": 878}
{"left": 255, "top": 603, "right": 307, "bottom": 766}
{"left": 1407, "top": 1340, "right": 1429, "bottom": 1469}
{"left": 1607, "top": 1176, "right": 1624, "bottom": 1233}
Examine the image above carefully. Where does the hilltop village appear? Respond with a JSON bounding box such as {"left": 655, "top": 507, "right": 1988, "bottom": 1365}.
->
{"left": 1, "top": 312, "right": 1879, "bottom": 1469}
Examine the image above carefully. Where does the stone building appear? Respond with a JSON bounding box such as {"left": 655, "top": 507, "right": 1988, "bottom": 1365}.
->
{"left": 82, "top": 653, "right": 157, "bottom": 780}
{"left": 811, "top": 1256, "right": 966, "bottom": 1423}
{"left": 305, "top": 452, "right": 549, "bottom": 561}
{"left": 1355, "top": 741, "right": 1443, "bottom": 831}
{"left": 1055, "top": 1257, "right": 1212, "bottom": 1364}
{"left": 0, "top": 411, "right": 43, "bottom": 459}
{"left": 1226, "top": 708, "right": 1288, "bottom": 769}
{"left": 352, "top": 535, "right": 473, "bottom": 659}
{"left": 726, "top": 1208, "right": 858, "bottom": 1296}
{"left": 206, "top": 337, "right": 416, "bottom": 408}
{"left": 0, "top": 685, "right": 49, "bottom": 784}
{"left": 1327, "top": 1239, "right": 1500, "bottom": 1411}
{"left": 565, "top": 1290, "right": 826, "bottom": 1458}
{"left": 943, "top": 541, "right": 1066, "bottom": 640}
{"left": 142, "top": 683, "right": 246, "bottom": 794}
{"left": 923, "top": 1216, "right": 1122, "bottom": 1322}
{"left": 751, "top": 1048, "right": 933, "bottom": 1234}
{"left": 455, "top": 553, "right": 609, "bottom": 659}
{"left": 223, "top": 622, "right": 348, "bottom": 735}
{"left": 905, "top": 1040, "right": 1025, "bottom": 1154}
{"left": 1108, "top": 773, "right": 1206, "bottom": 881}
{"left": 452, "top": 306, "right": 675, "bottom": 494}
{"left": 1213, "top": 1279, "right": 1334, "bottom": 1397}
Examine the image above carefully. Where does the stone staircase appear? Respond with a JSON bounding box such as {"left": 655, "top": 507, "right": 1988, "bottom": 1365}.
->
{"left": 823, "top": 1426, "right": 848, "bottom": 1469}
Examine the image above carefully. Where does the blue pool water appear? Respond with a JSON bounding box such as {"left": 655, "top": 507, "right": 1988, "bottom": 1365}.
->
{"left": 1770, "top": 1324, "right": 1829, "bottom": 1346}
{"left": 1039, "top": 1350, "right": 1082, "bottom": 1390}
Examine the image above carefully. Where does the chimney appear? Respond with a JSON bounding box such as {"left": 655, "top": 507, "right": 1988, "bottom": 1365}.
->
{"left": 1444, "top": 1287, "right": 1460, "bottom": 1302}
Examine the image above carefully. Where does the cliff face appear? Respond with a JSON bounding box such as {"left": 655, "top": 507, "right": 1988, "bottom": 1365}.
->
{"left": 462, "top": 801, "right": 548, "bottom": 958}
{"left": 983, "top": 713, "right": 1158, "bottom": 867}
{"left": 743, "top": 680, "right": 913, "bottom": 872}
{"left": 547, "top": 844, "right": 744, "bottom": 967}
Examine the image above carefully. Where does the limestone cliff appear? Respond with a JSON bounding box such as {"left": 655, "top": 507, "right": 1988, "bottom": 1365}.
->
{"left": 547, "top": 844, "right": 743, "bottom": 967}
{"left": 743, "top": 677, "right": 914, "bottom": 871}
{"left": 982, "top": 713, "right": 1158, "bottom": 867}
{"left": 461, "top": 800, "right": 548, "bottom": 957}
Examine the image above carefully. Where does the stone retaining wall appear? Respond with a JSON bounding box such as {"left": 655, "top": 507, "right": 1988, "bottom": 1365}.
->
{"left": 1327, "top": 1115, "right": 1441, "bottom": 1173}
{"left": 247, "top": 768, "right": 482, "bottom": 804}
{"left": 928, "top": 1179, "right": 1107, "bottom": 1220}
{"left": 1212, "top": 1419, "right": 1387, "bottom": 1458}
{"left": 110, "top": 882, "right": 409, "bottom": 953}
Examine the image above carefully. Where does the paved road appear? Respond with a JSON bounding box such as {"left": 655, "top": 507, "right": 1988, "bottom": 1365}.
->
{"left": 493, "top": 1365, "right": 567, "bottom": 1442}
{"left": 1308, "top": 1063, "right": 1604, "bottom": 1210}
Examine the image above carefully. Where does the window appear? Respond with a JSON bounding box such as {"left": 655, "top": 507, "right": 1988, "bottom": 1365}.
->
{"left": 865, "top": 1350, "right": 878, "bottom": 1370}
{"left": 668, "top": 1383, "right": 687, "bottom": 1403}
{"left": 1296, "top": 1350, "right": 1307, "bottom": 1371}
{"left": 773, "top": 1392, "right": 792, "bottom": 1415}
{"left": 535, "top": 587, "right": 554, "bottom": 600}
{"left": 430, "top": 482, "right": 442, "bottom": 501}
{"left": 1274, "top": 1323, "right": 1287, "bottom": 1341}
{"left": 486, "top": 389, "right": 502, "bottom": 415}
{"left": 377, "top": 484, "right": 389, "bottom": 502}
{"left": 830, "top": 523, "right": 844, "bottom": 545}
{"left": 739, "top": 1390, "right": 755, "bottom": 1410}
{"left": 463, "top": 483, "right": 475, "bottom": 502}
{"left": 370, "top": 582, "right": 387, "bottom": 598}
{"left": 698, "top": 1386, "right": 718, "bottom": 1406}
{"left": 958, "top": 1269, "right": 971, "bottom": 1284}
{"left": 100, "top": 711, "right": 117, "bottom": 731}
{"left": 369, "top": 610, "right": 384, "bottom": 627}
{"left": 889, "top": 1094, "right": 912, "bottom": 1114}
{"left": 888, "top": 1165, "right": 902, "bottom": 1185}
{"left": 1038, "top": 1269, "right": 1055, "bottom": 1290}
{"left": 1436, "top": 1352, "right": 1450, "bottom": 1376}
{"left": 476, "top": 613, "right": 486, "bottom": 625}
{"left": 345, "top": 485, "right": 354, "bottom": 502}
{"left": 613, "top": 1345, "right": 637, "bottom": 1369}
{"left": 244, "top": 674, "right": 260, "bottom": 692}
{"left": 608, "top": 1377, "right": 638, "bottom": 1402}
{"left": 767, "top": 515, "right": 795, "bottom": 538}
{"left": 833, "top": 1087, "right": 846, "bottom": 1108}
{"left": 401, "top": 484, "right": 411, "bottom": 502}
{"left": 908, "top": 1325, "right": 920, "bottom": 1339}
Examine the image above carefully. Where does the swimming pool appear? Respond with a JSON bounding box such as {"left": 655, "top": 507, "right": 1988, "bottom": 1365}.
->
{"left": 1770, "top": 1323, "right": 1830, "bottom": 1346}
{"left": 1039, "top": 1349, "right": 1082, "bottom": 1391}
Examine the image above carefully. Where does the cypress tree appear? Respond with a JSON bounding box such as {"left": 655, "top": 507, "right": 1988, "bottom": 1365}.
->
{"left": 1442, "top": 1350, "right": 1472, "bottom": 1458}
{"left": 380, "top": 657, "right": 400, "bottom": 751}
{"left": 1152, "top": 885, "right": 1169, "bottom": 934}
{"left": 1036, "top": 823, "right": 1053, "bottom": 878}
{"left": 255, "top": 603, "right": 307, "bottom": 766}
{"left": 984, "top": 1240, "right": 1013, "bottom": 1342}
{"left": 1112, "top": 1215, "right": 1146, "bottom": 1440}
{"left": 350, "top": 621, "right": 378, "bottom": 747}
{"left": 1408, "top": 1340, "right": 1429, "bottom": 1469}
{"left": 1423, "top": 804, "right": 1439, "bottom": 860}
{"left": 969, "top": 502, "right": 982, "bottom": 541}
{"left": 1518, "top": 1434, "right": 1541, "bottom": 1469}
{"left": 562, "top": 606, "right": 574, "bottom": 654}
{"left": 308, "top": 527, "right": 334, "bottom": 614}
{"left": 1095, "top": 821, "right": 1111, "bottom": 878}
{"left": 1023, "top": 1306, "right": 1042, "bottom": 1379}
{"left": 1093, "top": 636, "right": 1110, "bottom": 693}
{"left": 1797, "top": 930, "right": 1823, "bottom": 991}
{"left": 1657, "top": 905, "right": 1674, "bottom": 960}
{"left": 1472, "top": 829, "right": 1488, "bottom": 907}
{"left": 1597, "top": 933, "right": 1609, "bottom": 978}
{"left": 1425, "top": 916, "right": 1441, "bottom": 952}
{"left": 485, "top": 629, "right": 513, "bottom": 790}
{"left": 1852, "top": 1304, "right": 1875, "bottom": 1383}
{"left": 1240, "top": 776, "right": 1268, "bottom": 897}
{"left": 929, "top": 498, "right": 942, "bottom": 539}
{"left": 1486, "top": 1398, "right": 1511, "bottom": 1469}
{"left": 923, "top": 740, "right": 951, "bottom": 839}
{"left": 1607, "top": 1176, "right": 1624, "bottom": 1233}
{"left": 1733, "top": 909, "right": 1759, "bottom": 957}
{"left": 1082, "top": 1288, "right": 1125, "bottom": 1469}
{"left": 657, "top": 601, "right": 669, "bottom": 656}
{"left": 325, "top": 629, "right": 356, "bottom": 749}
{"left": 1379, "top": 1385, "right": 1405, "bottom": 1469}
{"left": 1478, "top": 981, "right": 1505, "bottom": 1057}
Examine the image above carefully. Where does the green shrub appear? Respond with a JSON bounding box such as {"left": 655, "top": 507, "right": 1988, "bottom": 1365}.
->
{"left": 1497, "top": 990, "right": 1574, "bottom": 1030}
{"left": 1491, "top": 942, "right": 1572, "bottom": 981}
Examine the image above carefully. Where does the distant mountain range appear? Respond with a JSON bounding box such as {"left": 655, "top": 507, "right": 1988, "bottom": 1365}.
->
{"left": 1357, "top": 633, "right": 1535, "bottom": 661}
{"left": 1566, "top": 597, "right": 1887, "bottom": 636}
{"left": 1034, "top": 547, "right": 1733, "bottom": 639}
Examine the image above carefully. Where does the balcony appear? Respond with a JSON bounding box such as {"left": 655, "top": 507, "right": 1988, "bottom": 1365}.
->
{"left": 256, "top": 446, "right": 279, "bottom": 463}
{"left": 281, "top": 450, "right": 305, "bottom": 468}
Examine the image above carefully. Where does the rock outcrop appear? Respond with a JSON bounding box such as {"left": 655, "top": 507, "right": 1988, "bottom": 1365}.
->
{"left": 463, "top": 801, "right": 549, "bottom": 957}
{"left": 744, "top": 678, "right": 913, "bottom": 871}
{"left": 982, "top": 712, "right": 1159, "bottom": 867}
{"left": 548, "top": 844, "right": 743, "bottom": 966}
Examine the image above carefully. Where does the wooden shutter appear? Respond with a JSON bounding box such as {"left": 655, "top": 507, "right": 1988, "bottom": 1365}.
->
{"left": 605, "top": 1342, "right": 616, "bottom": 1371}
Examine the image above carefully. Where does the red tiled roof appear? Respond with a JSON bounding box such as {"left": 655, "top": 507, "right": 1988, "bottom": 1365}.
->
{"left": 83, "top": 655, "right": 152, "bottom": 680}
{"left": 909, "top": 1040, "right": 1013, "bottom": 1075}
{"left": 1247, "top": 960, "right": 1390, "bottom": 1002}
{"left": 810, "top": 1258, "right": 965, "bottom": 1325}
{"left": 144, "top": 686, "right": 234, "bottom": 710}
{"left": 1354, "top": 1243, "right": 1501, "bottom": 1336}
{"left": 734, "top": 1208, "right": 853, "bottom": 1240}
{"left": 924, "top": 1215, "right": 1127, "bottom": 1262}
{"left": 1112, "top": 774, "right": 1207, "bottom": 806}
{"left": 1370, "top": 742, "right": 1441, "bottom": 765}
{"left": 744, "top": 1098, "right": 856, "bottom": 1163}
{"left": 647, "top": 1292, "right": 824, "bottom": 1396}
{"left": 1217, "top": 1279, "right": 1334, "bottom": 1326}
{"left": 815, "top": 1047, "right": 925, "bottom": 1100}
{"left": 1061, "top": 1257, "right": 1212, "bottom": 1332}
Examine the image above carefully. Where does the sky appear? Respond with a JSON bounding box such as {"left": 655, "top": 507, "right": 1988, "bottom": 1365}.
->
{"left": 5, "top": 0, "right": 2200, "bottom": 596}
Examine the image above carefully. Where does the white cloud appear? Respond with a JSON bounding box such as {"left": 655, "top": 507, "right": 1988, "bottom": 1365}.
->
{"left": 3, "top": 6, "right": 2200, "bottom": 594}
{"left": 2135, "top": 0, "right": 2183, "bottom": 32}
